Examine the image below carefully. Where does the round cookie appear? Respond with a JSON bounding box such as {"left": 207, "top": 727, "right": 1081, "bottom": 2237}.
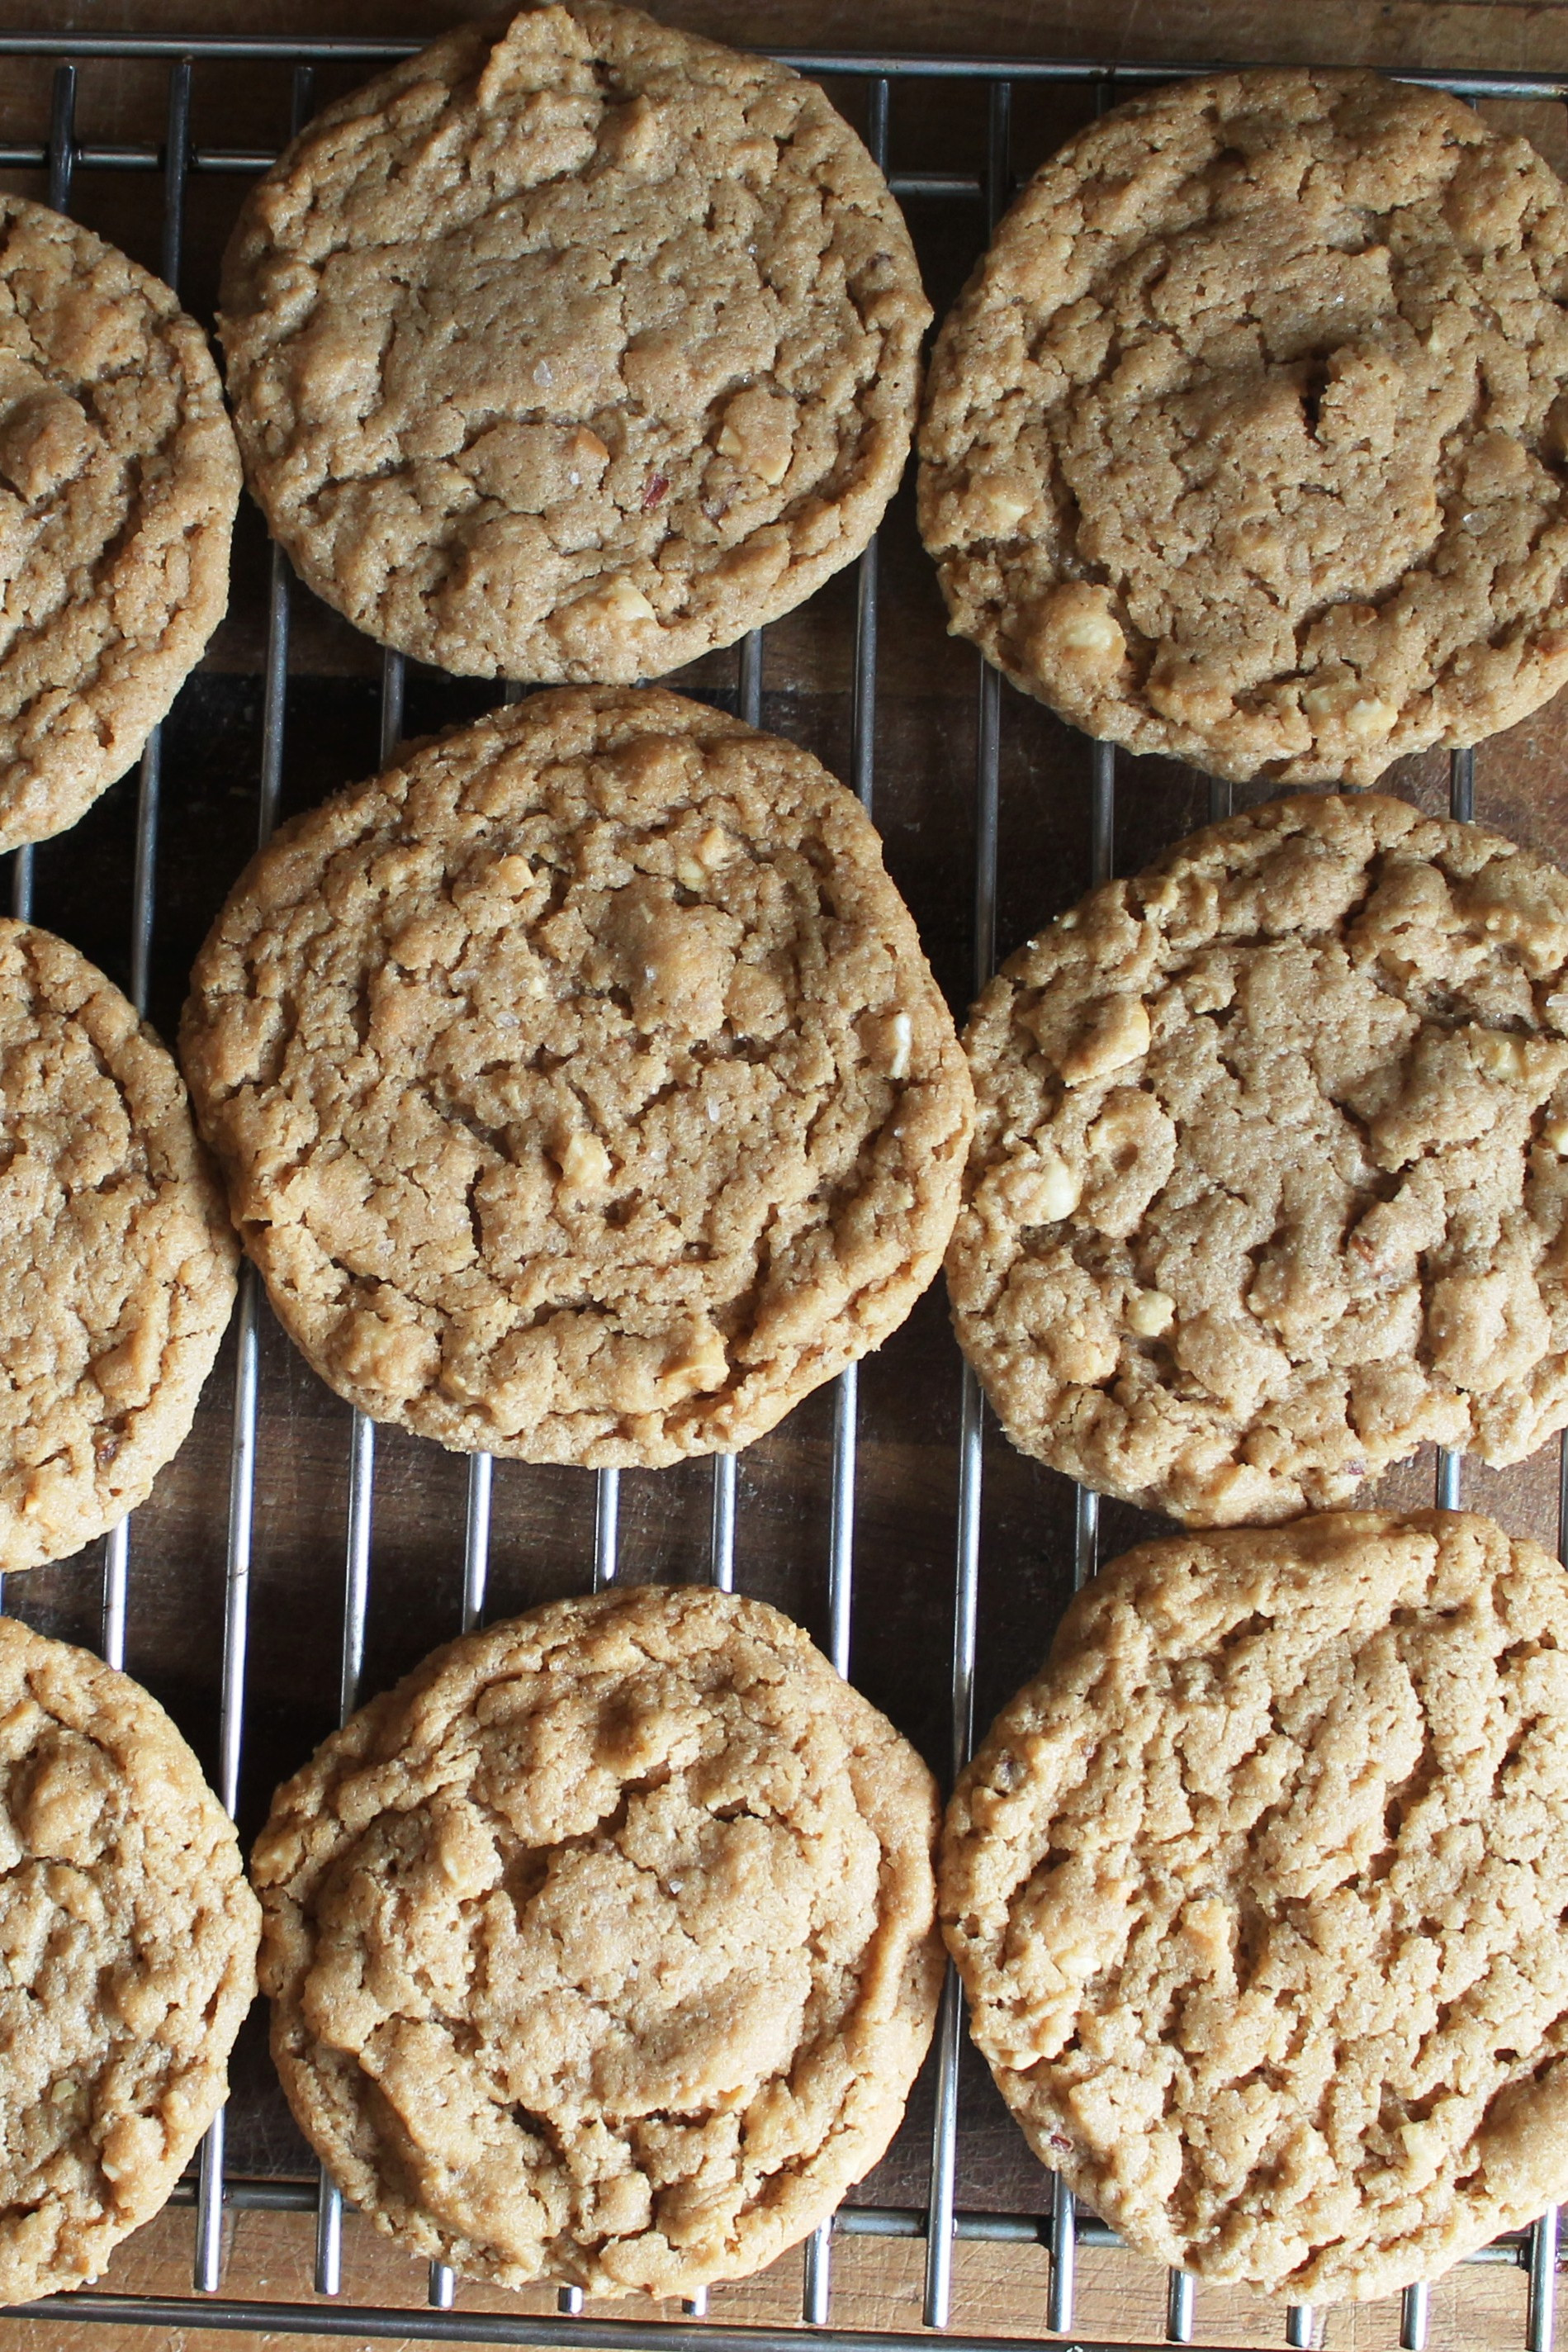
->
{"left": 218, "top": 2, "right": 929, "bottom": 684}
{"left": 253, "top": 1583, "right": 943, "bottom": 2297}
{"left": 918, "top": 69, "right": 1568, "bottom": 788}
{"left": 949, "top": 790, "right": 1568, "bottom": 1525}
{"left": 180, "top": 684, "right": 972, "bottom": 1467}
{"left": 0, "top": 920, "right": 237, "bottom": 1573}
{"left": 0, "top": 197, "right": 239, "bottom": 853}
{"left": 0, "top": 1612, "right": 258, "bottom": 2302}
{"left": 942, "top": 1509, "right": 1568, "bottom": 2302}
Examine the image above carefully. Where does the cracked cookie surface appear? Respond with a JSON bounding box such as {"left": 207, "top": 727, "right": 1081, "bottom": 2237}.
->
{"left": 0, "top": 1613, "right": 258, "bottom": 2303}
{"left": 949, "top": 792, "right": 1568, "bottom": 1525}
{"left": 180, "top": 685, "right": 972, "bottom": 1465}
{"left": 918, "top": 69, "right": 1568, "bottom": 786}
{"left": 218, "top": 1, "right": 928, "bottom": 683}
{"left": 941, "top": 1510, "right": 1568, "bottom": 2301}
{"left": 0, "top": 197, "right": 239, "bottom": 852}
{"left": 0, "top": 920, "right": 237, "bottom": 1572}
{"left": 254, "top": 1583, "right": 942, "bottom": 2297}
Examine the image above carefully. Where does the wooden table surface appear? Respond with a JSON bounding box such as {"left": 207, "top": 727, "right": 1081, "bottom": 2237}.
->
{"left": 2, "top": 2, "right": 1568, "bottom": 2349}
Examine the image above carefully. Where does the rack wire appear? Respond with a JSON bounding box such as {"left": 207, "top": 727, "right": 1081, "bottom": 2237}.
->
{"left": 0, "top": 27, "right": 1563, "bottom": 2352}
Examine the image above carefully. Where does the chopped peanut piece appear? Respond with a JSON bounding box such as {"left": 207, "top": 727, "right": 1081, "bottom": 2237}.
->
{"left": 1060, "top": 998, "right": 1151, "bottom": 1087}
{"left": 1127, "top": 1288, "right": 1175, "bottom": 1338}
{"left": 717, "top": 386, "right": 794, "bottom": 486}
{"left": 1301, "top": 681, "right": 1398, "bottom": 742}
{"left": 575, "top": 576, "right": 657, "bottom": 627}
{"left": 557, "top": 1131, "right": 612, "bottom": 1197}
{"left": 1034, "top": 583, "right": 1125, "bottom": 675}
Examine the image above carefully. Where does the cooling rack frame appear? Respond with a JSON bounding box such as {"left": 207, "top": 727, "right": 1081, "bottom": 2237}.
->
{"left": 0, "top": 30, "right": 1560, "bottom": 2351}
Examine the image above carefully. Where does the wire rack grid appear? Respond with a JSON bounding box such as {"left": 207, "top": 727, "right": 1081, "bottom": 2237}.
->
{"left": 0, "top": 28, "right": 1561, "bottom": 2352}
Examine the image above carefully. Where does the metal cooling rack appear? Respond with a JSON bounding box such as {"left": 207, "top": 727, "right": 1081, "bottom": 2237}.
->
{"left": 0, "top": 29, "right": 1561, "bottom": 2352}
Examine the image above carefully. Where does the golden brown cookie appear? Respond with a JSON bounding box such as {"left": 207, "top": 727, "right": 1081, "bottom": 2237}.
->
{"left": 218, "top": 2, "right": 929, "bottom": 684}
{"left": 181, "top": 685, "right": 972, "bottom": 1466}
{"left": 0, "top": 1613, "right": 258, "bottom": 2302}
{"left": 0, "top": 197, "right": 239, "bottom": 852}
{"left": 919, "top": 69, "right": 1568, "bottom": 787}
{"left": 0, "top": 920, "right": 237, "bottom": 1573}
{"left": 942, "top": 1510, "right": 1568, "bottom": 2302}
{"left": 949, "top": 791, "right": 1568, "bottom": 1525}
{"left": 253, "top": 1584, "right": 942, "bottom": 2297}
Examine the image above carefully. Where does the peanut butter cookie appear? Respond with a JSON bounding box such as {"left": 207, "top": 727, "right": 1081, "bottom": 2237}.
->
{"left": 942, "top": 1510, "right": 1568, "bottom": 2301}
{"left": 919, "top": 69, "right": 1568, "bottom": 786}
{"left": 0, "top": 197, "right": 239, "bottom": 851}
{"left": 949, "top": 792, "right": 1568, "bottom": 1525}
{"left": 219, "top": 2, "right": 928, "bottom": 683}
{"left": 181, "top": 685, "right": 972, "bottom": 1464}
{"left": 0, "top": 1613, "right": 258, "bottom": 2302}
{"left": 0, "top": 920, "right": 237, "bottom": 1573}
{"left": 254, "top": 1584, "right": 942, "bottom": 2297}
